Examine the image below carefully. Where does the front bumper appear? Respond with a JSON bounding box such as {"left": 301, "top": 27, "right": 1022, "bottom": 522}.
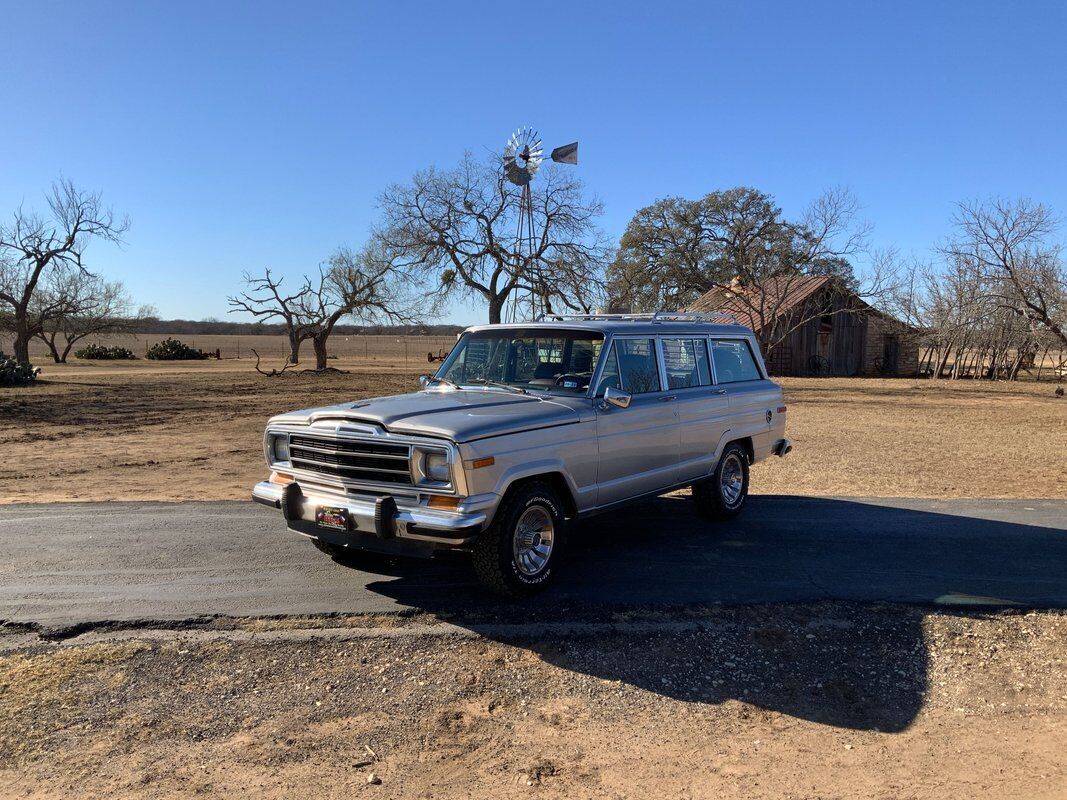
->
{"left": 252, "top": 480, "right": 488, "bottom": 547}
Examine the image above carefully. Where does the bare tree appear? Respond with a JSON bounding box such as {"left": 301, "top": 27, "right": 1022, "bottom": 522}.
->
{"left": 0, "top": 180, "right": 129, "bottom": 365}
{"left": 375, "top": 153, "right": 607, "bottom": 324}
{"left": 33, "top": 269, "right": 146, "bottom": 362}
{"left": 941, "top": 198, "right": 1067, "bottom": 348}
{"left": 887, "top": 199, "right": 1067, "bottom": 381}
{"left": 227, "top": 269, "right": 313, "bottom": 364}
{"left": 294, "top": 245, "right": 422, "bottom": 371}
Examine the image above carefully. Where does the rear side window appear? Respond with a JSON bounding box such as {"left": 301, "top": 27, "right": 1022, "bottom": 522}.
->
{"left": 662, "top": 338, "right": 712, "bottom": 389}
{"left": 595, "top": 338, "right": 661, "bottom": 395}
{"left": 711, "top": 339, "right": 762, "bottom": 383}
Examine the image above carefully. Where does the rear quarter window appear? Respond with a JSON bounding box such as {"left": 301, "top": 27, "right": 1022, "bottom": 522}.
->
{"left": 711, "top": 339, "right": 762, "bottom": 383}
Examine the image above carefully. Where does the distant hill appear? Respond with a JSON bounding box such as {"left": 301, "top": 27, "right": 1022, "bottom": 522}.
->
{"left": 137, "top": 319, "right": 467, "bottom": 336}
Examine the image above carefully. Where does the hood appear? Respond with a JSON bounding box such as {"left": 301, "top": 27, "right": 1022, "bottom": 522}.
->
{"left": 269, "top": 389, "right": 584, "bottom": 442}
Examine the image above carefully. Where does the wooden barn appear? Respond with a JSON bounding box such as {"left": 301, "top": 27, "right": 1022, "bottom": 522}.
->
{"left": 683, "top": 275, "right": 919, "bottom": 377}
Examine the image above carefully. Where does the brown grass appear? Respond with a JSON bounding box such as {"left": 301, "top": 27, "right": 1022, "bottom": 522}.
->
{"left": 0, "top": 642, "right": 149, "bottom": 716}
{"left": 1, "top": 342, "right": 1065, "bottom": 504}
{"left": 757, "top": 377, "right": 1067, "bottom": 498}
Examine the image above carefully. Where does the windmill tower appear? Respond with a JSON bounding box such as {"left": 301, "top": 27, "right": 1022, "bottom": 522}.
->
{"left": 501, "top": 128, "right": 578, "bottom": 321}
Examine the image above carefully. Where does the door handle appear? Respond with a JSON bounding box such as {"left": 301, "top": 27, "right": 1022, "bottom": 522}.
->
{"left": 715, "top": 389, "right": 728, "bottom": 395}
{"left": 659, "top": 395, "right": 678, "bottom": 402}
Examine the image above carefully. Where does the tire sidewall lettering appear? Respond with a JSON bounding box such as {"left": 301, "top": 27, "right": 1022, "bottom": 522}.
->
{"left": 508, "top": 493, "right": 560, "bottom": 584}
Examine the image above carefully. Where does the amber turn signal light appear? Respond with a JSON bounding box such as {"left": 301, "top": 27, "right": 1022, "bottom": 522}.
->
{"left": 427, "top": 495, "right": 461, "bottom": 510}
{"left": 270, "top": 472, "right": 294, "bottom": 485}
{"left": 468, "top": 456, "right": 495, "bottom": 469}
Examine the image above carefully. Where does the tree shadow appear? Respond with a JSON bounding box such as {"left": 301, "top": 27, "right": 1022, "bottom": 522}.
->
{"left": 333, "top": 495, "right": 1067, "bottom": 732}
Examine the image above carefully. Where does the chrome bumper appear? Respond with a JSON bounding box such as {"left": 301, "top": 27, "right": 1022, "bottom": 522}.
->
{"left": 774, "top": 438, "right": 793, "bottom": 457}
{"left": 252, "top": 481, "right": 489, "bottom": 546}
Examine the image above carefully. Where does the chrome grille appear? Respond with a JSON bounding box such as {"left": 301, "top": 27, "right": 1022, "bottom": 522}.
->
{"left": 287, "top": 434, "right": 412, "bottom": 486}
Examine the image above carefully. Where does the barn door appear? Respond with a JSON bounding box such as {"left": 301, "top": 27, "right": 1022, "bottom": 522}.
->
{"left": 883, "top": 335, "right": 900, "bottom": 374}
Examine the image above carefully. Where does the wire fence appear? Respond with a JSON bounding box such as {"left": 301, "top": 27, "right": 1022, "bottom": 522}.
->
{"left": 14, "top": 333, "right": 460, "bottom": 365}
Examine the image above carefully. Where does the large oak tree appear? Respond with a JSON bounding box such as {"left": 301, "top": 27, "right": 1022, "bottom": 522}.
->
{"left": 607, "top": 186, "right": 866, "bottom": 314}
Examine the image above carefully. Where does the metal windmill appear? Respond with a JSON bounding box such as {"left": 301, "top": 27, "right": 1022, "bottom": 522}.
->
{"left": 501, "top": 128, "right": 578, "bottom": 321}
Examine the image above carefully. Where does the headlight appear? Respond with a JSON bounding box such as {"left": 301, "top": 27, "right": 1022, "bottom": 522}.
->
{"left": 423, "top": 451, "right": 450, "bottom": 482}
{"left": 270, "top": 434, "right": 290, "bottom": 464}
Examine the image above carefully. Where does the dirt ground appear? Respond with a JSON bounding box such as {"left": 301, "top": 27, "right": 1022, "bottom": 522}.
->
{"left": 2, "top": 352, "right": 1065, "bottom": 504}
{"left": 1, "top": 605, "right": 1065, "bottom": 799}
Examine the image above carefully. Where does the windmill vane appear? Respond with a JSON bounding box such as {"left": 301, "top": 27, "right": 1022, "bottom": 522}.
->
{"left": 500, "top": 127, "right": 579, "bottom": 322}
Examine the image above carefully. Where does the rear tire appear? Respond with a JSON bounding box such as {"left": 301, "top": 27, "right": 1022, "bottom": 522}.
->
{"left": 472, "top": 481, "right": 564, "bottom": 598}
{"left": 693, "top": 442, "right": 750, "bottom": 520}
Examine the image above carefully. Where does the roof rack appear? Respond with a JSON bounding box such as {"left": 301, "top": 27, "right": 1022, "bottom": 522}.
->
{"left": 539, "top": 311, "right": 741, "bottom": 324}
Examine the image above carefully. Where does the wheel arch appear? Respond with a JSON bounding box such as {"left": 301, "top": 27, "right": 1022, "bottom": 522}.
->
{"left": 497, "top": 471, "right": 578, "bottom": 520}
{"left": 728, "top": 435, "right": 754, "bottom": 464}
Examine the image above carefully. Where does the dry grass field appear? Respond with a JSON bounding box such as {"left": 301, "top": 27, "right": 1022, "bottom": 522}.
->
{"left": 1, "top": 336, "right": 1065, "bottom": 504}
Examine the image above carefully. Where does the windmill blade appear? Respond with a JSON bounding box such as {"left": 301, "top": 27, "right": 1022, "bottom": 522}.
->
{"left": 550, "top": 142, "right": 578, "bottom": 165}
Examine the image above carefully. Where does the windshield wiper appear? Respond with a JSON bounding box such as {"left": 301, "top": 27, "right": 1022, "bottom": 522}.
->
{"left": 470, "top": 378, "right": 527, "bottom": 395}
{"left": 424, "top": 375, "right": 459, "bottom": 390}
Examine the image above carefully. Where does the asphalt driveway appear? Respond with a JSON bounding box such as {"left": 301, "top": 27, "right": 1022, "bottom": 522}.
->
{"left": 1, "top": 495, "right": 1064, "bottom": 629}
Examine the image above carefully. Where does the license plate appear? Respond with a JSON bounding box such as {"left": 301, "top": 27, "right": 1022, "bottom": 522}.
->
{"left": 316, "top": 506, "right": 349, "bottom": 531}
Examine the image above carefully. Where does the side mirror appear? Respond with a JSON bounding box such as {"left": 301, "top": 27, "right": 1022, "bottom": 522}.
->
{"left": 418, "top": 375, "right": 429, "bottom": 388}
{"left": 602, "top": 386, "right": 632, "bottom": 409}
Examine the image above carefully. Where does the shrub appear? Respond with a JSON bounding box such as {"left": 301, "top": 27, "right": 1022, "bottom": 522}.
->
{"left": 0, "top": 351, "right": 40, "bottom": 386}
{"left": 75, "top": 343, "right": 137, "bottom": 360}
{"left": 145, "top": 337, "right": 209, "bottom": 361}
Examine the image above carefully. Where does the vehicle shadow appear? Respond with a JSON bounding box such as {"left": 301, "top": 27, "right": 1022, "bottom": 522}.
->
{"left": 341, "top": 494, "right": 1066, "bottom": 732}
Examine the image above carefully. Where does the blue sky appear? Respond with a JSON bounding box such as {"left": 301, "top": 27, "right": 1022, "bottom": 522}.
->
{"left": 2, "top": 0, "right": 1065, "bottom": 324}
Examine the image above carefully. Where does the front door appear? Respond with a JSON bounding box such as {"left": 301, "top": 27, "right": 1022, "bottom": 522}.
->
{"left": 593, "top": 337, "right": 679, "bottom": 507}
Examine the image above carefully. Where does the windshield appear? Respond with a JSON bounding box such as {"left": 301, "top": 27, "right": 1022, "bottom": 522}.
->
{"left": 435, "top": 328, "right": 604, "bottom": 395}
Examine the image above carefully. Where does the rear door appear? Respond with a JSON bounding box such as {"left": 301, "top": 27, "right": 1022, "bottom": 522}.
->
{"left": 710, "top": 336, "right": 777, "bottom": 451}
{"left": 592, "top": 336, "right": 679, "bottom": 506}
{"left": 661, "top": 336, "right": 730, "bottom": 482}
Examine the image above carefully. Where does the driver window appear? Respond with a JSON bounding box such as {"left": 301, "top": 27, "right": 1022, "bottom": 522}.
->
{"left": 594, "top": 345, "right": 621, "bottom": 395}
{"left": 596, "top": 338, "right": 661, "bottom": 395}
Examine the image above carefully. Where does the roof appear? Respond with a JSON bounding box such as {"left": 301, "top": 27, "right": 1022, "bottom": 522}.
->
{"left": 680, "top": 275, "right": 909, "bottom": 332}
{"left": 463, "top": 319, "right": 754, "bottom": 337}
{"left": 685, "top": 275, "right": 834, "bottom": 327}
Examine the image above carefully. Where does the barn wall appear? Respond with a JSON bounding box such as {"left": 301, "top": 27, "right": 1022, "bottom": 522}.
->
{"left": 763, "top": 295, "right": 916, "bottom": 377}
{"left": 862, "top": 315, "right": 920, "bottom": 375}
{"left": 767, "top": 297, "right": 865, "bottom": 376}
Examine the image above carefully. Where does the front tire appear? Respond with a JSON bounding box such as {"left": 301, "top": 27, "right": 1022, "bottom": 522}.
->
{"left": 472, "top": 481, "right": 564, "bottom": 598}
{"left": 693, "top": 442, "right": 750, "bottom": 520}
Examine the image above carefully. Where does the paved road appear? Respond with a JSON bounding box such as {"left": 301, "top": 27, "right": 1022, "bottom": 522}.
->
{"left": 1, "top": 496, "right": 1065, "bottom": 628}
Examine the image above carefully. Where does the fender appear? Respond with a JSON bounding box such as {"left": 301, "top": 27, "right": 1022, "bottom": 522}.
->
{"left": 489, "top": 458, "right": 583, "bottom": 521}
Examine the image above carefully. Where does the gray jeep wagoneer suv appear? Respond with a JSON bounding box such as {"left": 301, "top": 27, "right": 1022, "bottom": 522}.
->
{"left": 252, "top": 313, "right": 791, "bottom": 596}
